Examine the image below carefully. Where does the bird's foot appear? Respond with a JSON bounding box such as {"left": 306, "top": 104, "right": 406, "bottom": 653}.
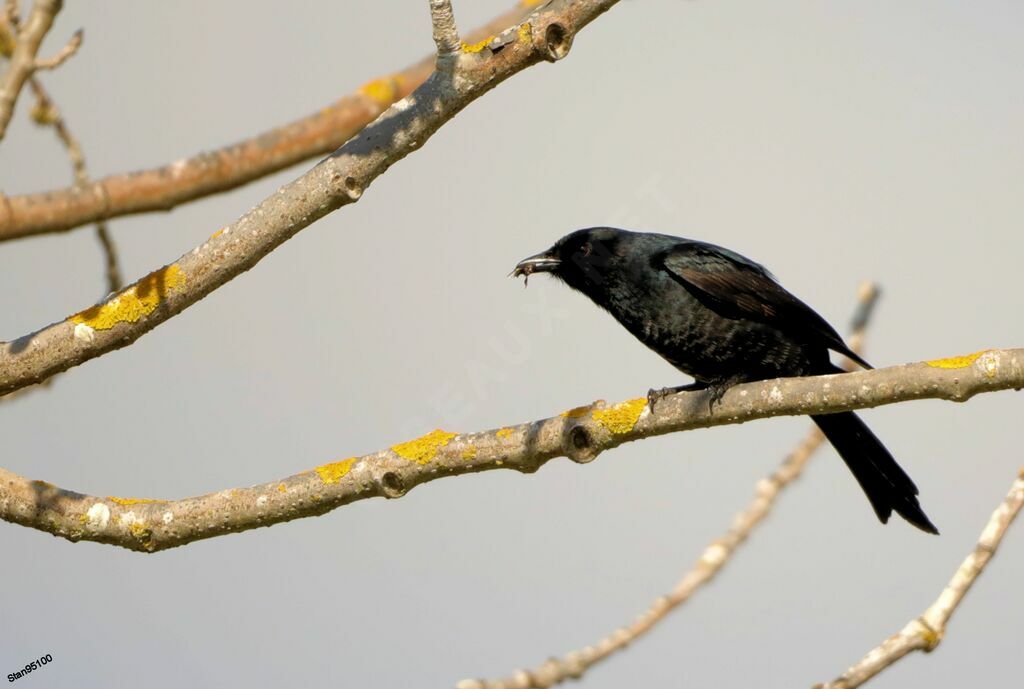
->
{"left": 705, "top": 376, "right": 745, "bottom": 413}
{"left": 647, "top": 382, "right": 709, "bottom": 412}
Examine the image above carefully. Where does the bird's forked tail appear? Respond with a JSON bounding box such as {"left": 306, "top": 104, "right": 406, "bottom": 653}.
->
{"left": 811, "top": 411, "right": 938, "bottom": 534}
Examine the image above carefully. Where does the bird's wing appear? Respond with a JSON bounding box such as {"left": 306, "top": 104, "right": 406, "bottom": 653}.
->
{"left": 658, "top": 241, "right": 871, "bottom": 369}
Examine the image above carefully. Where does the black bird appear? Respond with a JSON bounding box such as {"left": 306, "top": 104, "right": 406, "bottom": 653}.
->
{"left": 513, "top": 227, "right": 937, "bottom": 533}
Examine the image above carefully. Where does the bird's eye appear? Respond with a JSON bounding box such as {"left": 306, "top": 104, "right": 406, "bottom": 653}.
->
{"left": 581, "top": 243, "right": 592, "bottom": 257}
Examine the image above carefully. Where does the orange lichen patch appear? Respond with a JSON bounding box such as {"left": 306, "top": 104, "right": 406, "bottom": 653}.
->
{"left": 926, "top": 351, "right": 987, "bottom": 369}
{"left": 107, "top": 496, "right": 165, "bottom": 506}
{"left": 496, "top": 427, "right": 513, "bottom": 440}
{"left": 277, "top": 483, "right": 287, "bottom": 493}
{"left": 315, "top": 458, "right": 356, "bottom": 485}
{"left": 209, "top": 228, "right": 226, "bottom": 241}
{"left": 359, "top": 75, "right": 402, "bottom": 107}
{"left": 561, "top": 405, "right": 593, "bottom": 419}
{"left": 592, "top": 398, "right": 647, "bottom": 434}
{"left": 520, "top": 0, "right": 544, "bottom": 7}
{"left": 461, "top": 35, "right": 496, "bottom": 53}
{"left": 461, "top": 446, "right": 478, "bottom": 460}
{"left": 70, "top": 264, "right": 184, "bottom": 330}
{"left": 518, "top": 22, "right": 532, "bottom": 43}
{"left": 392, "top": 429, "right": 457, "bottom": 465}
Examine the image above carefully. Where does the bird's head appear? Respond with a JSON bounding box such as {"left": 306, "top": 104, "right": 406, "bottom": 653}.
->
{"left": 511, "top": 227, "right": 627, "bottom": 292}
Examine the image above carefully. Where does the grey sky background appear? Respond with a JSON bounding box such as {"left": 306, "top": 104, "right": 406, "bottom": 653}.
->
{"left": 1, "top": 1, "right": 1021, "bottom": 687}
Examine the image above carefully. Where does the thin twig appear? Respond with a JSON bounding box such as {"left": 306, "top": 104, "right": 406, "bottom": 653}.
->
{"left": 0, "top": 1, "right": 540, "bottom": 241}
{"left": 816, "top": 469, "right": 1024, "bottom": 689}
{"left": 29, "top": 76, "right": 122, "bottom": 293}
{"left": 93, "top": 224, "right": 122, "bottom": 293}
{"left": 0, "top": 0, "right": 66, "bottom": 140}
{"left": 1, "top": 347, "right": 1020, "bottom": 553}
{"left": 32, "top": 25, "right": 79, "bottom": 69}
{"left": 460, "top": 284, "right": 880, "bottom": 689}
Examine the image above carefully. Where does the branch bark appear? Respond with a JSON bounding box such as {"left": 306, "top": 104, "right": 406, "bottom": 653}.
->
{"left": 0, "top": 1, "right": 541, "bottom": 242}
{"left": 0, "top": 0, "right": 65, "bottom": 140}
{"left": 0, "top": 0, "right": 618, "bottom": 398}
{"left": 2, "top": 348, "right": 1020, "bottom": 553}
{"left": 430, "top": 0, "right": 462, "bottom": 57}
{"left": 459, "top": 283, "right": 880, "bottom": 689}
{"left": 815, "top": 469, "right": 1024, "bottom": 689}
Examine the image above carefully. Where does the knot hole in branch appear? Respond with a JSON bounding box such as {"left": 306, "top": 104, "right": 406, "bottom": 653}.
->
{"left": 344, "top": 176, "right": 361, "bottom": 200}
{"left": 379, "top": 472, "right": 406, "bottom": 498}
{"left": 567, "top": 425, "right": 596, "bottom": 464}
{"left": 543, "top": 23, "right": 572, "bottom": 62}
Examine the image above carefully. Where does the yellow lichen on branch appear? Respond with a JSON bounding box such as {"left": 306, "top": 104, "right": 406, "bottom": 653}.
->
{"left": 315, "top": 458, "right": 356, "bottom": 485}
{"left": 392, "top": 429, "right": 458, "bottom": 465}
{"left": 358, "top": 75, "right": 405, "bottom": 107}
{"left": 70, "top": 264, "right": 184, "bottom": 330}
{"left": 592, "top": 398, "right": 647, "bottom": 434}
{"left": 926, "top": 351, "right": 987, "bottom": 369}
{"left": 461, "top": 36, "right": 496, "bottom": 53}
{"left": 107, "top": 496, "right": 165, "bottom": 506}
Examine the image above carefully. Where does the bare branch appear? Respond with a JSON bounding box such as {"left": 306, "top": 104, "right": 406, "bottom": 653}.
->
{"left": 93, "top": 224, "right": 122, "bottom": 293}
{"left": 0, "top": 1, "right": 539, "bottom": 242}
{"left": 0, "top": 75, "right": 123, "bottom": 407}
{"left": 0, "top": 0, "right": 615, "bottom": 396}
{"left": 28, "top": 76, "right": 123, "bottom": 293}
{"left": 31, "top": 25, "right": 79, "bottom": 70}
{"left": 816, "top": 469, "right": 1024, "bottom": 689}
{"left": 462, "top": 284, "right": 879, "bottom": 689}
{"left": 0, "top": 0, "right": 65, "bottom": 140}
{"left": 430, "top": 0, "right": 462, "bottom": 58}
{"left": 1, "top": 348, "right": 1020, "bottom": 553}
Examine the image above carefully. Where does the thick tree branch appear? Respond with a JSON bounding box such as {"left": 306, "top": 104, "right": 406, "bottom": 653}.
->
{"left": 0, "top": 0, "right": 617, "bottom": 397}
{"left": 0, "top": 1, "right": 542, "bottom": 242}
{"left": 1, "top": 349, "right": 1020, "bottom": 553}
{"left": 816, "top": 469, "right": 1024, "bottom": 689}
{"left": 460, "top": 284, "right": 880, "bottom": 689}
{"left": 0, "top": 0, "right": 65, "bottom": 140}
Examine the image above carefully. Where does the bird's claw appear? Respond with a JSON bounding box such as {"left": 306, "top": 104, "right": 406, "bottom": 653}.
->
{"left": 706, "top": 386, "right": 727, "bottom": 413}
{"left": 647, "top": 387, "right": 670, "bottom": 411}
{"left": 647, "top": 382, "right": 710, "bottom": 412}
{"left": 705, "top": 377, "right": 744, "bottom": 413}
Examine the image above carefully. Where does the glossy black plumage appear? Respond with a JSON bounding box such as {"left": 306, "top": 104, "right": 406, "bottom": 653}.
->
{"left": 513, "top": 227, "right": 937, "bottom": 533}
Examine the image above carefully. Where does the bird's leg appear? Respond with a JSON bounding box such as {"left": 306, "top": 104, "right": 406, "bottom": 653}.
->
{"left": 647, "top": 381, "right": 709, "bottom": 411}
{"left": 705, "top": 375, "right": 746, "bottom": 413}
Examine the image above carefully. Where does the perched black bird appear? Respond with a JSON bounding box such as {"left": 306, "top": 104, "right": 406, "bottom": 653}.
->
{"left": 513, "top": 227, "right": 937, "bottom": 533}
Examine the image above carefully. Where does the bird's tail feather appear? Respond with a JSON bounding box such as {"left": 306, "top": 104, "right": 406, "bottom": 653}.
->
{"left": 811, "top": 411, "right": 938, "bottom": 534}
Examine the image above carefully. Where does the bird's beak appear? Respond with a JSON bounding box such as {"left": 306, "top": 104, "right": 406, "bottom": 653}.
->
{"left": 510, "top": 250, "right": 561, "bottom": 284}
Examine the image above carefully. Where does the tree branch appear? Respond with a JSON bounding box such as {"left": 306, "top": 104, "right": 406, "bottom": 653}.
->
{"left": 0, "top": 1, "right": 543, "bottom": 242}
{"left": 1, "top": 348, "right": 1020, "bottom": 553}
{"left": 30, "top": 24, "right": 79, "bottom": 70}
{"left": 0, "top": 0, "right": 617, "bottom": 397}
{"left": 28, "top": 76, "right": 123, "bottom": 293}
{"left": 430, "top": 0, "right": 462, "bottom": 58}
{"left": 0, "top": 74, "right": 122, "bottom": 407}
{"left": 815, "top": 469, "right": 1024, "bottom": 689}
{"left": 459, "top": 284, "right": 880, "bottom": 689}
{"left": 0, "top": 0, "right": 65, "bottom": 140}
